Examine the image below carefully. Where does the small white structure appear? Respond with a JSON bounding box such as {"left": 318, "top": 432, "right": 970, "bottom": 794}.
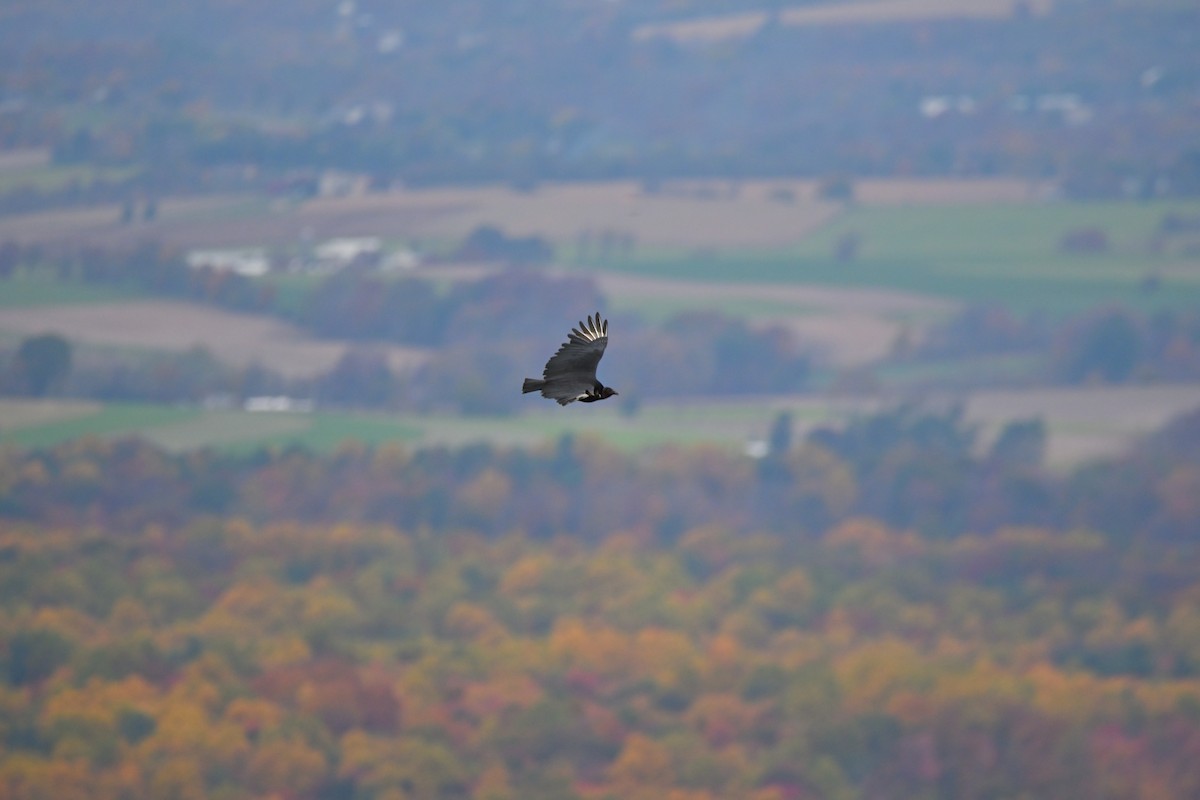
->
{"left": 317, "top": 170, "right": 370, "bottom": 197}
{"left": 1035, "top": 93, "right": 1093, "bottom": 125}
{"left": 244, "top": 396, "right": 315, "bottom": 413}
{"left": 378, "top": 29, "right": 405, "bottom": 53}
{"left": 312, "top": 236, "right": 381, "bottom": 273}
{"left": 1010, "top": 93, "right": 1093, "bottom": 125}
{"left": 919, "top": 95, "right": 977, "bottom": 119}
{"left": 744, "top": 440, "right": 769, "bottom": 459}
{"left": 186, "top": 248, "right": 271, "bottom": 277}
{"left": 380, "top": 247, "right": 421, "bottom": 272}
{"left": 314, "top": 236, "right": 382, "bottom": 264}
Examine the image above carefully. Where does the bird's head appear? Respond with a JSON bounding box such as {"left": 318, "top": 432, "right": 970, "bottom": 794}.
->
{"left": 600, "top": 387, "right": 618, "bottom": 399}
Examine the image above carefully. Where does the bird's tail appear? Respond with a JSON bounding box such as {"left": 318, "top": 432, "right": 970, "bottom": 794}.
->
{"left": 522, "top": 378, "right": 545, "bottom": 394}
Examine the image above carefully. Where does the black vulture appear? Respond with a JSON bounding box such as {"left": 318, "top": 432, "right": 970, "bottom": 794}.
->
{"left": 522, "top": 312, "right": 618, "bottom": 405}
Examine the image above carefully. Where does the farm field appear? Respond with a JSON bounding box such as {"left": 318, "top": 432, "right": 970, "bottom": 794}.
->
{"left": 0, "top": 147, "right": 141, "bottom": 193}
{"left": 0, "top": 265, "right": 928, "bottom": 372}
{"left": 0, "top": 180, "right": 839, "bottom": 251}
{"left": 2, "top": 180, "right": 1199, "bottom": 451}
{"left": 627, "top": 0, "right": 1185, "bottom": 44}
{"left": 0, "top": 271, "right": 140, "bottom": 308}
{"left": 0, "top": 194, "right": 275, "bottom": 249}
{"left": 0, "top": 298, "right": 430, "bottom": 379}
{"left": 4, "top": 178, "right": 1188, "bottom": 299}
{"left": 634, "top": 0, "right": 1055, "bottom": 43}
{"left": 0, "top": 162, "right": 140, "bottom": 195}
{"left": 2, "top": 185, "right": 1198, "bottom": 375}
{"left": 593, "top": 272, "right": 955, "bottom": 366}
{"left": 4, "top": 181, "right": 1194, "bottom": 350}
{"left": 0, "top": 177, "right": 1046, "bottom": 251}
{"left": 0, "top": 401, "right": 197, "bottom": 448}
{"left": 4, "top": 383, "right": 1199, "bottom": 468}
{"left": 588, "top": 199, "right": 1200, "bottom": 316}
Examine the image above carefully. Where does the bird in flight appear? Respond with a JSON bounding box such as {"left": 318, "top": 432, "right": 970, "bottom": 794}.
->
{"left": 523, "top": 312, "right": 618, "bottom": 405}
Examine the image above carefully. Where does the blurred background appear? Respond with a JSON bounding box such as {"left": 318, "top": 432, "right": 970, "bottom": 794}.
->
{"left": 1, "top": 1, "right": 1200, "bottom": 798}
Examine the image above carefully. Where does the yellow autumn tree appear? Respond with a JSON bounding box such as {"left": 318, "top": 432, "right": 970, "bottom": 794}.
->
{"left": 0, "top": 754, "right": 95, "bottom": 800}
{"left": 549, "top": 617, "right": 636, "bottom": 679}
{"left": 472, "top": 759, "right": 515, "bottom": 800}
{"left": 340, "top": 731, "right": 468, "bottom": 800}
{"left": 244, "top": 735, "right": 329, "bottom": 796}
{"left": 608, "top": 733, "right": 675, "bottom": 797}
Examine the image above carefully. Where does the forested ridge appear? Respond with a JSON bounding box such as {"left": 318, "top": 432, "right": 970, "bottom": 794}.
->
{"left": 2, "top": 406, "right": 1200, "bottom": 798}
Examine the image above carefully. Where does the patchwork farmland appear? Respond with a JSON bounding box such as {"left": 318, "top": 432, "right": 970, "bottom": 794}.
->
{"left": 1, "top": 177, "right": 1198, "bottom": 460}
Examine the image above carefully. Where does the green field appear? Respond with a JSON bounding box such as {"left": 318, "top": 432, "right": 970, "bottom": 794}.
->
{"left": 0, "top": 402, "right": 419, "bottom": 452}
{"left": 2, "top": 193, "right": 1199, "bottom": 465}
{"left": 609, "top": 292, "right": 823, "bottom": 324}
{"left": 0, "top": 398, "right": 826, "bottom": 454}
{"left": 0, "top": 403, "right": 198, "bottom": 448}
{"left": 875, "top": 352, "right": 1050, "bottom": 389}
{"left": 586, "top": 199, "right": 1200, "bottom": 316}
{"left": 0, "top": 162, "right": 140, "bottom": 194}
{"left": 0, "top": 271, "right": 142, "bottom": 308}
{"left": 5, "top": 383, "right": 1200, "bottom": 469}
{"left": 7, "top": 195, "right": 1200, "bottom": 323}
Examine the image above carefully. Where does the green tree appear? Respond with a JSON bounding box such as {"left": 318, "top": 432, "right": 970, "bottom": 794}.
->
{"left": 767, "top": 411, "right": 793, "bottom": 457}
{"left": 6, "top": 628, "right": 74, "bottom": 685}
{"left": 1059, "top": 311, "right": 1141, "bottom": 383}
{"left": 988, "top": 418, "right": 1046, "bottom": 469}
{"left": 16, "top": 333, "right": 72, "bottom": 395}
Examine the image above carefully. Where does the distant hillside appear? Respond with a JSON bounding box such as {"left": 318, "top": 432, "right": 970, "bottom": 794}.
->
{"left": 0, "top": 1, "right": 1196, "bottom": 190}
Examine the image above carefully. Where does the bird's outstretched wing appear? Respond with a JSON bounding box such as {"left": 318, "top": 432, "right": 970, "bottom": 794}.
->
{"left": 542, "top": 312, "right": 608, "bottom": 384}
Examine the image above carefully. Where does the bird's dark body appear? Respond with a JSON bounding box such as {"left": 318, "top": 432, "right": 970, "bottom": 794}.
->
{"left": 522, "top": 313, "right": 618, "bottom": 405}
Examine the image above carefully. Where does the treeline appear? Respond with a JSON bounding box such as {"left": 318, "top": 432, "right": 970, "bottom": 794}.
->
{"left": 1, "top": 242, "right": 816, "bottom": 412}
{"left": 9, "top": 240, "right": 600, "bottom": 349}
{"left": 909, "top": 303, "right": 1200, "bottom": 386}
{"left": 0, "top": 174, "right": 145, "bottom": 218}
{"left": 3, "top": 404, "right": 1198, "bottom": 546}
{"left": 1, "top": 410, "right": 1200, "bottom": 798}
{"left": 0, "top": 342, "right": 300, "bottom": 406}
{"left": 10, "top": 238, "right": 1200, "bottom": 416}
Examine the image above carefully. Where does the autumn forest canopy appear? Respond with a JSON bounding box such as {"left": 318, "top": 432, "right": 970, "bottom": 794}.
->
{"left": 2, "top": 402, "right": 1200, "bottom": 799}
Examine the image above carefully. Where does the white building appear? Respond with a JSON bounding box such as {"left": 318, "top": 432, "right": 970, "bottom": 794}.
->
{"left": 380, "top": 247, "right": 421, "bottom": 272}
{"left": 314, "top": 236, "right": 382, "bottom": 264}
{"left": 243, "top": 396, "right": 315, "bottom": 413}
{"left": 185, "top": 248, "right": 271, "bottom": 277}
